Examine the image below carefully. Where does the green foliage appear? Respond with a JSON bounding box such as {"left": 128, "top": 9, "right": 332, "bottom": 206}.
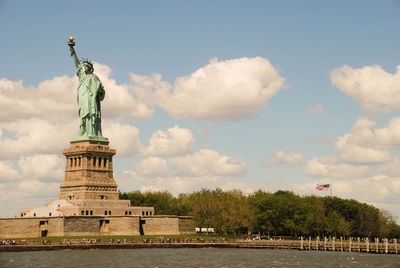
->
{"left": 120, "top": 189, "right": 400, "bottom": 238}
{"left": 119, "top": 190, "right": 189, "bottom": 215}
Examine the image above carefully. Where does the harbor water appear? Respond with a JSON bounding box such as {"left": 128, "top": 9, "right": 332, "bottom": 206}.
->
{"left": 1, "top": 248, "right": 400, "bottom": 267}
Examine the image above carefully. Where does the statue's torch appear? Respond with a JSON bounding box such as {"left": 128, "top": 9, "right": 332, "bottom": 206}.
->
{"left": 68, "top": 36, "right": 76, "bottom": 48}
{"left": 68, "top": 37, "right": 80, "bottom": 68}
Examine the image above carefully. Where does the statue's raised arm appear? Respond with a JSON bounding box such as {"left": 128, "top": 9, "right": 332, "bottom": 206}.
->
{"left": 68, "top": 37, "right": 80, "bottom": 69}
{"left": 67, "top": 37, "right": 107, "bottom": 143}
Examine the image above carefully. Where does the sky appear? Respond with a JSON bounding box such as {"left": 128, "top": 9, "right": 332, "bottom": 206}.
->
{"left": 1, "top": 0, "right": 400, "bottom": 219}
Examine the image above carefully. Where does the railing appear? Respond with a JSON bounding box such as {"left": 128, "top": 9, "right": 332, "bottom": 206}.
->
{"left": 236, "top": 236, "right": 398, "bottom": 254}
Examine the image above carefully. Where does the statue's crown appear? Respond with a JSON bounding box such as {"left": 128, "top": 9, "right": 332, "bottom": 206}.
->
{"left": 81, "top": 58, "right": 93, "bottom": 67}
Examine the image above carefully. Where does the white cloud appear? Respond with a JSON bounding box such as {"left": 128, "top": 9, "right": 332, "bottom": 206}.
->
{"left": 378, "top": 158, "right": 400, "bottom": 177}
{"left": 129, "top": 72, "right": 172, "bottom": 108}
{"left": 118, "top": 147, "right": 248, "bottom": 192}
{"left": 169, "top": 149, "right": 247, "bottom": 177}
{"left": 334, "top": 117, "right": 391, "bottom": 164}
{"left": 307, "top": 104, "right": 324, "bottom": 113}
{"left": 94, "top": 63, "right": 154, "bottom": 120}
{"left": 305, "top": 156, "right": 370, "bottom": 179}
{"left": 118, "top": 172, "right": 245, "bottom": 195}
{"left": 152, "top": 176, "right": 230, "bottom": 194}
{"left": 331, "top": 65, "right": 400, "bottom": 112}
{"left": 375, "top": 117, "right": 400, "bottom": 148}
{"left": 17, "top": 179, "right": 59, "bottom": 195}
{"left": 335, "top": 137, "right": 391, "bottom": 164}
{"left": 344, "top": 116, "right": 376, "bottom": 144}
{"left": 0, "top": 77, "right": 76, "bottom": 122}
{"left": 0, "top": 161, "right": 20, "bottom": 181}
{"left": 0, "top": 76, "right": 77, "bottom": 158}
{"left": 135, "top": 157, "right": 168, "bottom": 177}
{"left": 217, "top": 180, "right": 259, "bottom": 194}
{"left": 117, "top": 148, "right": 248, "bottom": 194}
{"left": 152, "top": 57, "right": 285, "bottom": 120}
{"left": 18, "top": 154, "right": 64, "bottom": 181}
{"left": 139, "top": 185, "right": 163, "bottom": 193}
{"left": 0, "top": 119, "right": 76, "bottom": 158}
{"left": 265, "top": 150, "right": 303, "bottom": 166}
{"left": 103, "top": 122, "right": 142, "bottom": 156}
{"left": 143, "top": 126, "right": 195, "bottom": 157}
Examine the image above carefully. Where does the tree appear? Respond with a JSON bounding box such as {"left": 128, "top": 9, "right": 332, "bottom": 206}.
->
{"left": 120, "top": 188, "right": 400, "bottom": 238}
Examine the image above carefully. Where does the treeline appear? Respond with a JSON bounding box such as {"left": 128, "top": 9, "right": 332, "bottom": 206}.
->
{"left": 119, "top": 188, "right": 400, "bottom": 238}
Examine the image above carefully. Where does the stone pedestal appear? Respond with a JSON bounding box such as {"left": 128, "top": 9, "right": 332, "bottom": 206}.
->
{"left": 58, "top": 140, "right": 118, "bottom": 200}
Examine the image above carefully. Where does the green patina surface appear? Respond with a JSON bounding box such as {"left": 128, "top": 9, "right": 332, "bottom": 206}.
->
{"left": 68, "top": 37, "right": 108, "bottom": 142}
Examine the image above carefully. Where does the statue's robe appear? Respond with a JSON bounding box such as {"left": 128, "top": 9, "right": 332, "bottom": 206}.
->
{"left": 76, "top": 65, "right": 105, "bottom": 136}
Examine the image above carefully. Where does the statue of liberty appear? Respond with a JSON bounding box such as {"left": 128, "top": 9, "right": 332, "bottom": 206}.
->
{"left": 68, "top": 37, "right": 107, "bottom": 142}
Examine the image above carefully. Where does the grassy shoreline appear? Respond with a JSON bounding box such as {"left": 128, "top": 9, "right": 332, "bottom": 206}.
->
{"left": 1, "top": 234, "right": 237, "bottom": 244}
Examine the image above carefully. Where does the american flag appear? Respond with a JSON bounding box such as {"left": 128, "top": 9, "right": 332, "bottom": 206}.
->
{"left": 316, "top": 184, "right": 330, "bottom": 191}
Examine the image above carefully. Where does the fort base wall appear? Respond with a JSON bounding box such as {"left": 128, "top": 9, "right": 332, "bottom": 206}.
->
{"left": 0, "top": 218, "right": 64, "bottom": 239}
{"left": 0, "top": 215, "right": 193, "bottom": 239}
{"left": 143, "top": 216, "right": 195, "bottom": 235}
{"left": 106, "top": 217, "right": 141, "bottom": 236}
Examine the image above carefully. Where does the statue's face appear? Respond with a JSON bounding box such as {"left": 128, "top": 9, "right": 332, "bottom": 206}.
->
{"left": 83, "top": 63, "right": 93, "bottom": 74}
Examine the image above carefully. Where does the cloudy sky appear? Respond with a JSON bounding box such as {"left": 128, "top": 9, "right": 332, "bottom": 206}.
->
{"left": 1, "top": 1, "right": 400, "bottom": 219}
